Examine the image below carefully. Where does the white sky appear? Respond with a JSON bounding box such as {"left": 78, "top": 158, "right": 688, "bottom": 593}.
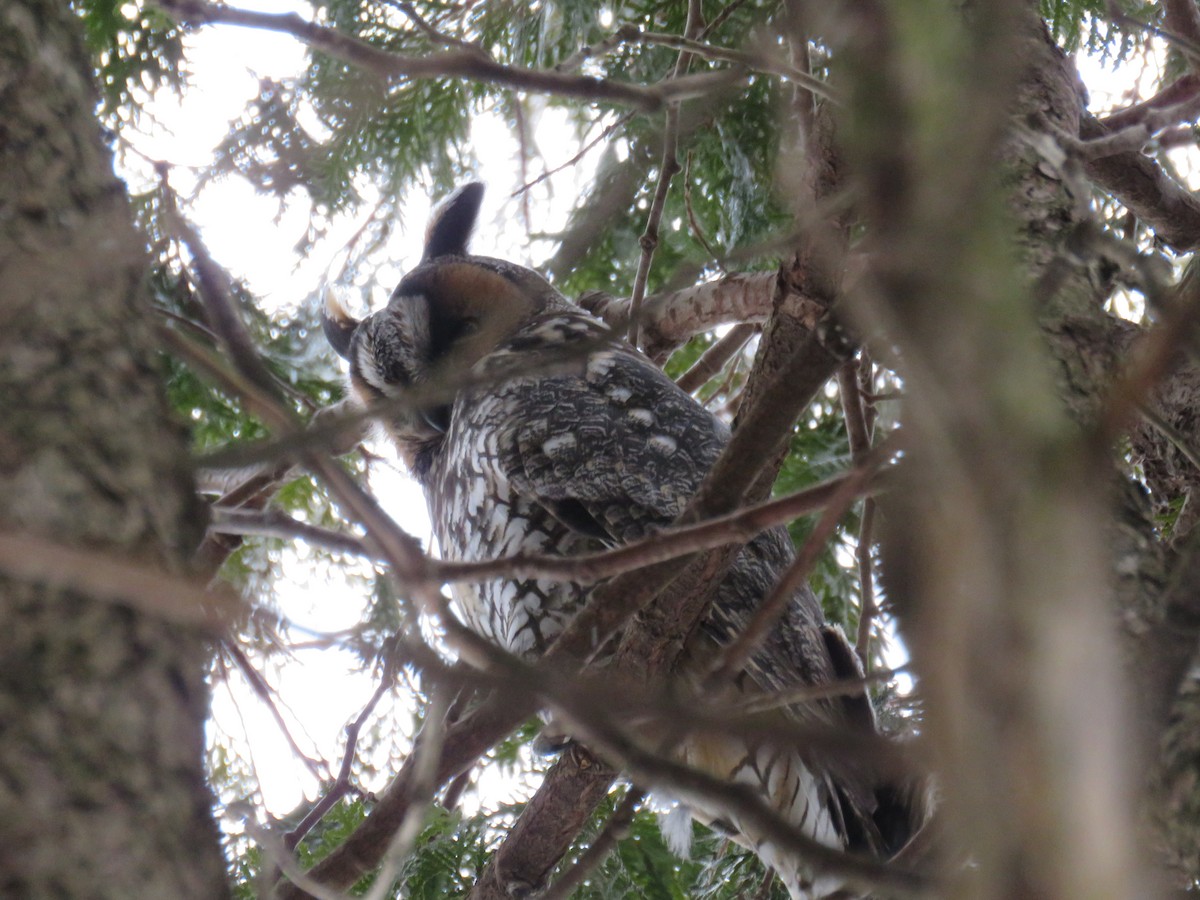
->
{"left": 122, "top": 3, "right": 1194, "bottom": 833}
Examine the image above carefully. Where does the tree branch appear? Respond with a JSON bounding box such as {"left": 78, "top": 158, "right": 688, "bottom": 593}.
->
{"left": 156, "top": 0, "right": 745, "bottom": 112}
{"left": 0, "top": 530, "right": 238, "bottom": 631}
{"left": 626, "top": 0, "right": 704, "bottom": 346}
{"left": 1081, "top": 114, "right": 1200, "bottom": 253}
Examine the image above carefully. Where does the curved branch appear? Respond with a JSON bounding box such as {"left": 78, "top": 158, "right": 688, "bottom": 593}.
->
{"left": 1080, "top": 114, "right": 1200, "bottom": 253}
{"left": 156, "top": 0, "right": 745, "bottom": 112}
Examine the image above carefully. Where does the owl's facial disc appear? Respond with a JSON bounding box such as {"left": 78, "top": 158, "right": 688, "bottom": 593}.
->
{"left": 348, "top": 295, "right": 446, "bottom": 444}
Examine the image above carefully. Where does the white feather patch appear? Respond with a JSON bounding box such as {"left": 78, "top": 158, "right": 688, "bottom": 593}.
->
{"left": 657, "top": 803, "right": 694, "bottom": 858}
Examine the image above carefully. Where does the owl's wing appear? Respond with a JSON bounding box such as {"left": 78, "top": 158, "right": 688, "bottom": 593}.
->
{"left": 495, "top": 326, "right": 728, "bottom": 545}
{"left": 483, "top": 315, "right": 905, "bottom": 854}
{"left": 486, "top": 317, "right": 836, "bottom": 683}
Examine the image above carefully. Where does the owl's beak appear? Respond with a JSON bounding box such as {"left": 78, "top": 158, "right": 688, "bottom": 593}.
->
{"left": 322, "top": 289, "right": 360, "bottom": 360}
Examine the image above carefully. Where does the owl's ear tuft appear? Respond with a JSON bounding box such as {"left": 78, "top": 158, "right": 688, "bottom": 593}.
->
{"left": 323, "top": 289, "right": 360, "bottom": 360}
{"left": 423, "top": 183, "right": 485, "bottom": 260}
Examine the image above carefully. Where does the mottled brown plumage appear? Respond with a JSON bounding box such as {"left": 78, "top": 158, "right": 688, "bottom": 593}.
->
{"left": 325, "top": 184, "right": 917, "bottom": 897}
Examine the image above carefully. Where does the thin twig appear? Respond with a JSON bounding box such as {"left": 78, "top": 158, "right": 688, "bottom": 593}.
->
{"left": 838, "top": 358, "right": 878, "bottom": 667}
{"left": 709, "top": 345, "right": 749, "bottom": 417}
{"left": 397, "top": 637, "right": 913, "bottom": 774}
{"left": 246, "top": 821, "right": 346, "bottom": 900}
{"left": 627, "top": 0, "right": 704, "bottom": 346}
{"left": 157, "top": 0, "right": 745, "bottom": 113}
{"left": 208, "top": 445, "right": 884, "bottom": 590}
{"left": 208, "top": 507, "right": 370, "bottom": 557}
{"left": 636, "top": 29, "right": 835, "bottom": 102}
{"left": 739, "top": 664, "right": 908, "bottom": 715}
{"left": 162, "top": 202, "right": 284, "bottom": 405}
{"left": 838, "top": 359, "right": 873, "bottom": 463}
{"left": 512, "top": 112, "right": 635, "bottom": 197}
{"left": 676, "top": 323, "right": 756, "bottom": 394}
{"left": 554, "top": 21, "right": 833, "bottom": 101}
{"left": 700, "top": 0, "right": 753, "bottom": 40}
{"left": 512, "top": 96, "right": 534, "bottom": 229}
{"left": 1099, "top": 265, "right": 1200, "bottom": 443}
{"left": 276, "top": 690, "right": 531, "bottom": 898}
{"left": 1139, "top": 400, "right": 1200, "bottom": 473}
{"left": 223, "top": 641, "right": 327, "bottom": 778}
{"left": 385, "top": 0, "right": 473, "bottom": 50}
{"left": 752, "top": 868, "right": 778, "bottom": 900}
{"left": 707, "top": 444, "right": 889, "bottom": 685}
{"left": 682, "top": 150, "right": 724, "bottom": 267}
{"left": 854, "top": 499, "right": 878, "bottom": 668}
{"left": 555, "top": 23, "right": 641, "bottom": 73}
{"left": 285, "top": 654, "right": 398, "bottom": 850}
{"left": 539, "top": 676, "right": 928, "bottom": 897}
{"left": 432, "top": 468, "right": 884, "bottom": 587}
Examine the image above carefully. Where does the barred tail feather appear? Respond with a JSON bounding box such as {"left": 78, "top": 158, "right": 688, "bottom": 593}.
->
{"left": 676, "top": 734, "right": 851, "bottom": 899}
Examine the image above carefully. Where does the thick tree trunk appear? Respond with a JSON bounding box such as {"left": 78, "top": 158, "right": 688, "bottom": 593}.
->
{"left": 0, "top": 2, "right": 228, "bottom": 896}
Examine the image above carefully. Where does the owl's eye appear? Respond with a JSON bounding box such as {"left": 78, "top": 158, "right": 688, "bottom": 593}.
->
{"left": 421, "top": 405, "right": 451, "bottom": 433}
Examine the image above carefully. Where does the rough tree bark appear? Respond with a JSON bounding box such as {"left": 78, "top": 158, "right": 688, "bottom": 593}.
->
{"left": 0, "top": 2, "right": 228, "bottom": 896}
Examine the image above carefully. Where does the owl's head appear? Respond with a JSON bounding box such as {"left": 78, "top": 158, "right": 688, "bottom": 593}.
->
{"left": 324, "top": 183, "right": 563, "bottom": 453}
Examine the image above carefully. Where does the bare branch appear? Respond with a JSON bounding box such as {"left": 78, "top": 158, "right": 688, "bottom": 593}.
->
{"left": 707, "top": 445, "right": 885, "bottom": 684}
{"left": 1071, "top": 88, "right": 1200, "bottom": 160}
{"left": 675, "top": 323, "right": 756, "bottom": 393}
{"left": 285, "top": 656, "right": 398, "bottom": 851}
{"left": 541, "top": 680, "right": 930, "bottom": 898}
{"left": 1081, "top": 116, "right": 1200, "bottom": 253}
{"left": 741, "top": 664, "right": 908, "bottom": 715}
{"left": 0, "top": 529, "right": 238, "bottom": 631}
{"left": 156, "top": 0, "right": 746, "bottom": 112}
{"left": 853, "top": 498, "right": 879, "bottom": 667}
{"left": 627, "top": 1, "right": 704, "bottom": 346}
{"left": 1099, "top": 265, "right": 1200, "bottom": 444}
{"left": 434, "top": 468, "right": 882, "bottom": 588}
{"left": 208, "top": 507, "right": 369, "bottom": 557}
{"left": 363, "top": 689, "right": 452, "bottom": 900}
{"left": 276, "top": 688, "right": 532, "bottom": 898}
{"left": 384, "top": 0, "right": 473, "bottom": 51}
{"left": 512, "top": 112, "right": 635, "bottom": 197}
{"left": 1097, "top": 73, "right": 1200, "bottom": 132}
{"left": 223, "top": 641, "right": 327, "bottom": 779}
{"left": 556, "top": 23, "right": 837, "bottom": 102}
{"left": 208, "top": 435, "right": 879, "bottom": 589}
{"left": 682, "top": 151, "right": 725, "bottom": 268}
{"left": 635, "top": 29, "right": 837, "bottom": 102}
{"left": 1139, "top": 401, "right": 1200, "bottom": 474}
{"left": 838, "top": 358, "right": 880, "bottom": 667}
{"left": 700, "top": 0, "right": 754, "bottom": 40}
{"left": 582, "top": 271, "right": 796, "bottom": 361}
{"left": 162, "top": 202, "right": 288, "bottom": 408}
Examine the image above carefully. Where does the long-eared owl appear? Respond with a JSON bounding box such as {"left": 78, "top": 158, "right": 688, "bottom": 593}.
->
{"left": 323, "top": 184, "right": 919, "bottom": 898}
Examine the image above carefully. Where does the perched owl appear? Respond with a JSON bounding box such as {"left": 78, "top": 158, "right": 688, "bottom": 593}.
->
{"left": 324, "top": 184, "right": 918, "bottom": 897}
